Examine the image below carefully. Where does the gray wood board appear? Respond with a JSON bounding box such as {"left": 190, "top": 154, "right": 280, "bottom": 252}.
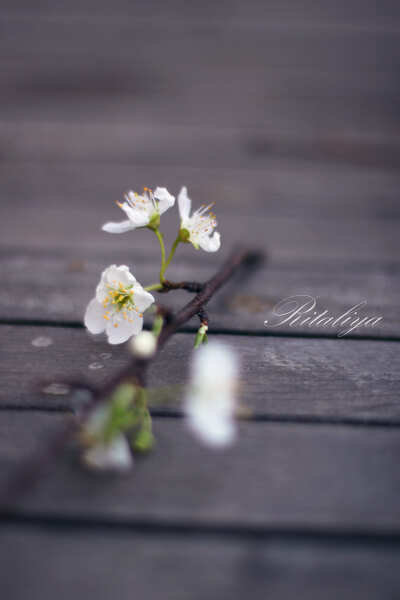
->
{"left": 0, "top": 247, "right": 398, "bottom": 338}
{"left": 2, "top": 10, "right": 400, "bottom": 143}
{"left": 0, "top": 197, "right": 399, "bottom": 262}
{"left": 1, "top": 122, "right": 400, "bottom": 171}
{"left": 1, "top": 523, "right": 400, "bottom": 600}
{"left": 1, "top": 412, "right": 400, "bottom": 532}
{"left": 2, "top": 1, "right": 400, "bottom": 24}
{"left": 2, "top": 161, "right": 400, "bottom": 219}
{"left": 1, "top": 327, "right": 399, "bottom": 422}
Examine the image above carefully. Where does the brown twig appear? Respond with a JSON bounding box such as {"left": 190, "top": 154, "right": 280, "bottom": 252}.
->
{"left": 158, "top": 279, "right": 203, "bottom": 293}
{"left": 0, "top": 246, "right": 263, "bottom": 510}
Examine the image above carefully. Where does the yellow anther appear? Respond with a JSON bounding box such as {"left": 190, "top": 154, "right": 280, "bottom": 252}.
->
{"left": 103, "top": 314, "right": 110, "bottom": 321}
{"left": 114, "top": 323, "right": 119, "bottom": 328}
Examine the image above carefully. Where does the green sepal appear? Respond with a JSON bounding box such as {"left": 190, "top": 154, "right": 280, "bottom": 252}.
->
{"left": 178, "top": 228, "right": 190, "bottom": 243}
{"left": 147, "top": 213, "right": 161, "bottom": 231}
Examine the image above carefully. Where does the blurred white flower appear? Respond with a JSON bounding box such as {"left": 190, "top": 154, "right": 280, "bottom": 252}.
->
{"left": 102, "top": 187, "right": 175, "bottom": 233}
{"left": 82, "top": 434, "right": 133, "bottom": 472}
{"left": 184, "top": 341, "right": 238, "bottom": 447}
{"left": 84, "top": 265, "right": 154, "bottom": 345}
{"left": 178, "top": 186, "right": 221, "bottom": 252}
{"left": 130, "top": 330, "right": 157, "bottom": 358}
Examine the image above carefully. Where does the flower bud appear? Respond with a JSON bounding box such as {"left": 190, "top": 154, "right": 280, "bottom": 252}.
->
{"left": 130, "top": 330, "right": 157, "bottom": 358}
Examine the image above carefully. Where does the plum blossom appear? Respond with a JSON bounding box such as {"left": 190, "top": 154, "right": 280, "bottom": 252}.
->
{"left": 102, "top": 187, "right": 175, "bottom": 233}
{"left": 84, "top": 265, "right": 154, "bottom": 345}
{"left": 130, "top": 330, "right": 157, "bottom": 358}
{"left": 178, "top": 186, "right": 221, "bottom": 252}
{"left": 184, "top": 341, "right": 238, "bottom": 447}
{"left": 82, "top": 434, "right": 133, "bottom": 472}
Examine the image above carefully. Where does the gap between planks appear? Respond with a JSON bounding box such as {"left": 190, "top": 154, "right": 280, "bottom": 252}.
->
{"left": 1, "top": 319, "right": 399, "bottom": 343}
{"left": 2, "top": 511, "right": 400, "bottom": 546}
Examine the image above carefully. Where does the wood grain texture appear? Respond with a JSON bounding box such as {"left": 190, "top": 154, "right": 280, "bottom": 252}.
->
{"left": 1, "top": 198, "right": 399, "bottom": 263}
{"left": 1, "top": 121, "right": 400, "bottom": 172}
{"left": 1, "top": 412, "right": 400, "bottom": 532}
{"left": 2, "top": 524, "right": 400, "bottom": 600}
{"left": 1, "top": 247, "right": 398, "bottom": 338}
{"left": 1, "top": 327, "right": 399, "bottom": 422}
{"left": 1, "top": 6, "right": 400, "bottom": 148}
{"left": 2, "top": 0, "right": 400, "bottom": 24}
{"left": 2, "top": 161, "right": 400, "bottom": 219}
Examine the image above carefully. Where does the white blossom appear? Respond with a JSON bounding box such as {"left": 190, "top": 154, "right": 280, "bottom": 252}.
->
{"left": 130, "top": 330, "right": 157, "bottom": 358}
{"left": 82, "top": 434, "right": 133, "bottom": 472}
{"left": 102, "top": 187, "right": 175, "bottom": 233}
{"left": 84, "top": 265, "right": 154, "bottom": 345}
{"left": 178, "top": 186, "right": 221, "bottom": 252}
{"left": 184, "top": 341, "right": 238, "bottom": 447}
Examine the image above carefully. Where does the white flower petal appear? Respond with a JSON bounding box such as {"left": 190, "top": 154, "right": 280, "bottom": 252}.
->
{"left": 154, "top": 187, "right": 175, "bottom": 215}
{"left": 84, "top": 298, "right": 106, "bottom": 334}
{"left": 82, "top": 434, "right": 133, "bottom": 472}
{"left": 133, "top": 285, "right": 155, "bottom": 312}
{"left": 119, "top": 202, "right": 151, "bottom": 227}
{"left": 105, "top": 265, "right": 136, "bottom": 287}
{"left": 106, "top": 313, "right": 143, "bottom": 344}
{"left": 178, "top": 186, "right": 191, "bottom": 222}
{"left": 187, "top": 407, "right": 235, "bottom": 447}
{"left": 102, "top": 220, "right": 135, "bottom": 234}
{"left": 198, "top": 231, "right": 221, "bottom": 253}
{"left": 184, "top": 342, "right": 238, "bottom": 447}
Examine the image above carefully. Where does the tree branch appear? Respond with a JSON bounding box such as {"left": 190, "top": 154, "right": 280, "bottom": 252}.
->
{"left": 0, "top": 246, "right": 263, "bottom": 510}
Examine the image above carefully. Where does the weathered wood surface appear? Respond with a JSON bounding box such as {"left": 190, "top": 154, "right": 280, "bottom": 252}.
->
{"left": 2, "top": 0, "right": 400, "bottom": 23}
{"left": 1, "top": 248, "right": 398, "bottom": 338}
{"left": 1, "top": 198, "right": 399, "bottom": 263}
{"left": 1, "top": 13, "right": 400, "bottom": 143}
{"left": 1, "top": 161, "right": 400, "bottom": 218}
{"left": 1, "top": 327, "right": 399, "bottom": 423}
{"left": 2, "top": 122, "right": 400, "bottom": 172}
{"left": 1, "top": 0, "right": 400, "bottom": 596}
{"left": 1, "top": 412, "right": 400, "bottom": 532}
{"left": 2, "top": 525, "right": 400, "bottom": 600}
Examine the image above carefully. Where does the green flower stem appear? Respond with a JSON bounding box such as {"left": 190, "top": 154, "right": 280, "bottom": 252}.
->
{"left": 163, "top": 236, "right": 181, "bottom": 274}
{"left": 144, "top": 282, "right": 163, "bottom": 292}
{"left": 154, "top": 228, "right": 167, "bottom": 282}
{"left": 147, "top": 232, "right": 181, "bottom": 290}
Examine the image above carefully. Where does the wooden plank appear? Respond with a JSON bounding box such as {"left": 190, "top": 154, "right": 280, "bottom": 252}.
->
{"left": 2, "top": 161, "right": 400, "bottom": 219}
{"left": 2, "top": 64, "right": 399, "bottom": 139}
{"left": 1, "top": 248, "right": 399, "bottom": 338}
{"left": 1, "top": 412, "right": 400, "bottom": 531}
{"left": 2, "top": 17, "right": 399, "bottom": 71}
{"left": 1, "top": 191, "right": 399, "bottom": 261}
{"left": 2, "top": 121, "right": 400, "bottom": 171}
{"left": 1, "top": 19, "right": 400, "bottom": 139}
{"left": 2, "top": 1, "right": 400, "bottom": 27}
{"left": 1, "top": 327, "right": 399, "bottom": 421}
{"left": 1, "top": 524, "right": 400, "bottom": 600}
